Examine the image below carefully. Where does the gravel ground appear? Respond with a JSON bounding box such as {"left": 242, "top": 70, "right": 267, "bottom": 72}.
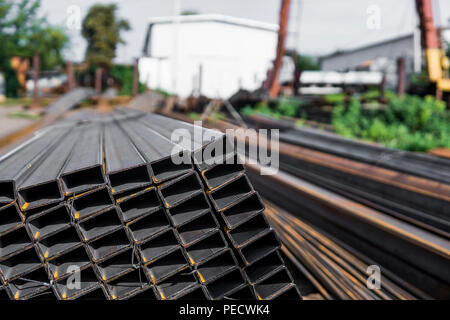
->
{"left": 0, "top": 106, "right": 38, "bottom": 138}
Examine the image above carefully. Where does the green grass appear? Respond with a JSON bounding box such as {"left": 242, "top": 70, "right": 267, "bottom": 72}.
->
{"left": 7, "top": 111, "right": 41, "bottom": 120}
{"left": 188, "top": 112, "right": 201, "bottom": 120}
{"left": 332, "top": 94, "right": 450, "bottom": 152}
{"left": 0, "top": 97, "right": 54, "bottom": 107}
{"left": 0, "top": 97, "right": 32, "bottom": 106}
{"left": 241, "top": 97, "right": 303, "bottom": 119}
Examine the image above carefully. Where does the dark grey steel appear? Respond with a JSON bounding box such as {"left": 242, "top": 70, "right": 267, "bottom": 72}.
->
{"left": 60, "top": 123, "right": 105, "bottom": 196}
{"left": 103, "top": 120, "right": 152, "bottom": 195}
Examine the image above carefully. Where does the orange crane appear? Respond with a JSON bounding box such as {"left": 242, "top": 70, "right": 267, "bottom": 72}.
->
{"left": 269, "top": 0, "right": 291, "bottom": 98}
{"left": 416, "top": 0, "right": 450, "bottom": 94}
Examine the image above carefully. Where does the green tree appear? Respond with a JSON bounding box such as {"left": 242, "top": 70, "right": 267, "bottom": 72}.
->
{"left": 181, "top": 10, "right": 199, "bottom": 15}
{"left": 285, "top": 50, "right": 320, "bottom": 71}
{"left": 0, "top": 0, "right": 69, "bottom": 97}
{"left": 81, "top": 4, "right": 130, "bottom": 69}
{"left": 296, "top": 54, "right": 320, "bottom": 71}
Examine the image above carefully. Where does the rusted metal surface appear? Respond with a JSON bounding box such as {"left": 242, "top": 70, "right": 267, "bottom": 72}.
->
{"left": 245, "top": 160, "right": 450, "bottom": 299}
{"left": 429, "top": 148, "right": 450, "bottom": 159}
{"left": 159, "top": 111, "right": 450, "bottom": 299}
{"left": 206, "top": 117, "right": 450, "bottom": 202}
{"left": 265, "top": 200, "right": 419, "bottom": 300}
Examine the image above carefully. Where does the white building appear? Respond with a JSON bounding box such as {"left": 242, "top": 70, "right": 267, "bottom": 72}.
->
{"left": 140, "top": 14, "right": 278, "bottom": 98}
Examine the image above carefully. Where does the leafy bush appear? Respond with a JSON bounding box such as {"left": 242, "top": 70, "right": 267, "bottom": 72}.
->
{"left": 324, "top": 93, "right": 346, "bottom": 104}
{"left": 241, "top": 98, "right": 302, "bottom": 119}
{"left": 332, "top": 94, "right": 450, "bottom": 151}
{"left": 110, "top": 64, "right": 145, "bottom": 96}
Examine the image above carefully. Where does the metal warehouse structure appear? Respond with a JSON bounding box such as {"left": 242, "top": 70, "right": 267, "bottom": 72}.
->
{"left": 320, "top": 27, "right": 450, "bottom": 90}
{"left": 140, "top": 14, "right": 278, "bottom": 98}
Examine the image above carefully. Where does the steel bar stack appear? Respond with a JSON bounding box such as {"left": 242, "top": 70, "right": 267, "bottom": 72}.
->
{"left": 197, "top": 115, "right": 450, "bottom": 299}
{"left": 0, "top": 109, "right": 300, "bottom": 300}
{"left": 264, "top": 200, "right": 421, "bottom": 300}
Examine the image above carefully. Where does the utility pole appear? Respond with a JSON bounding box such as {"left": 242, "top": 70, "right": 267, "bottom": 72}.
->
{"left": 289, "top": 0, "right": 303, "bottom": 96}
{"left": 31, "top": 53, "right": 40, "bottom": 108}
{"left": 95, "top": 68, "right": 103, "bottom": 95}
{"left": 269, "top": 0, "right": 291, "bottom": 98}
{"left": 172, "top": 0, "right": 181, "bottom": 95}
{"left": 397, "top": 57, "right": 405, "bottom": 96}
{"left": 67, "top": 61, "right": 75, "bottom": 91}
{"left": 133, "top": 58, "right": 140, "bottom": 97}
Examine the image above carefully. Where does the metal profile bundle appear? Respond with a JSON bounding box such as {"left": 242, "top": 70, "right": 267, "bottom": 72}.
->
{"left": 0, "top": 203, "right": 23, "bottom": 236}
{"left": 70, "top": 186, "right": 114, "bottom": 221}
{"left": 116, "top": 116, "right": 194, "bottom": 184}
{"left": 245, "top": 114, "right": 450, "bottom": 184}
{"left": 264, "top": 200, "right": 420, "bottom": 300}
{"left": 247, "top": 161, "right": 450, "bottom": 299}
{"left": 44, "top": 87, "right": 94, "bottom": 116}
{"left": 0, "top": 125, "right": 73, "bottom": 207}
{"left": 241, "top": 114, "right": 450, "bottom": 236}
{"left": 0, "top": 108, "right": 299, "bottom": 300}
{"left": 17, "top": 127, "right": 83, "bottom": 211}
{"left": 135, "top": 111, "right": 299, "bottom": 300}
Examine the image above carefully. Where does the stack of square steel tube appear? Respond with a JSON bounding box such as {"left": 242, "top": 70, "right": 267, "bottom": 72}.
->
{"left": 0, "top": 109, "right": 300, "bottom": 300}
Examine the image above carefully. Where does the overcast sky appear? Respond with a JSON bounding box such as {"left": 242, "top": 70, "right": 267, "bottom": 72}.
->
{"left": 40, "top": 0, "right": 450, "bottom": 64}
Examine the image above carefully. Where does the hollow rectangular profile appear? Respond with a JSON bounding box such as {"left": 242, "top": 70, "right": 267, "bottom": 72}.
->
{"left": 253, "top": 267, "right": 294, "bottom": 300}
{"left": 227, "top": 213, "right": 271, "bottom": 248}
{"left": 0, "top": 203, "right": 23, "bottom": 236}
{"left": 201, "top": 153, "right": 245, "bottom": 190}
{"left": 36, "top": 227, "right": 82, "bottom": 261}
{"left": 195, "top": 249, "right": 238, "bottom": 284}
{"left": 220, "top": 192, "right": 265, "bottom": 230}
{"left": 176, "top": 212, "right": 219, "bottom": 246}
{"left": 77, "top": 206, "right": 122, "bottom": 242}
{"left": 7, "top": 267, "right": 50, "bottom": 300}
{"left": 144, "top": 248, "right": 189, "bottom": 284}
{"left": 139, "top": 229, "right": 180, "bottom": 264}
{"left": 127, "top": 208, "right": 170, "bottom": 244}
{"left": 86, "top": 229, "right": 131, "bottom": 262}
{"left": 55, "top": 267, "right": 99, "bottom": 300}
{"left": 117, "top": 187, "right": 161, "bottom": 223}
{"left": 166, "top": 192, "right": 211, "bottom": 227}
{"left": 244, "top": 251, "right": 285, "bottom": 284}
{"left": 0, "top": 226, "right": 32, "bottom": 260}
{"left": 70, "top": 186, "right": 114, "bottom": 221}
{"left": 208, "top": 174, "right": 253, "bottom": 211}
{"left": 239, "top": 231, "right": 280, "bottom": 265}
{"left": 47, "top": 246, "right": 91, "bottom": 280}
{"left": 96, "top": 247, "right": 138, "bottom": 282}
{"left": 158, "top": 172, "right": 204, "bottom": 208}
{"left": 205, "top": 268, "right": 247, "bottom": 300}
{"left": 184, "top": 231, "right": 228, "bottom": 266}
{"left": 105, "top": 268, "right": 147, "bottom": 300}
{"left": 155, "top": 272, "right": 198, "bottom": 300}
{"left": 27, "top": 204, "right": 71, "bottom": 241}
{"left": 0, "top": 247, "right": 42, "bottom": 282}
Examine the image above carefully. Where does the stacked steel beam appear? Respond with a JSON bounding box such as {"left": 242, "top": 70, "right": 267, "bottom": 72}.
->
{"left": 0, "top": 109, "right": 300, "bottom": 300}
{"left": 136, "top": 112, "right": 300, "bottom": 300}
